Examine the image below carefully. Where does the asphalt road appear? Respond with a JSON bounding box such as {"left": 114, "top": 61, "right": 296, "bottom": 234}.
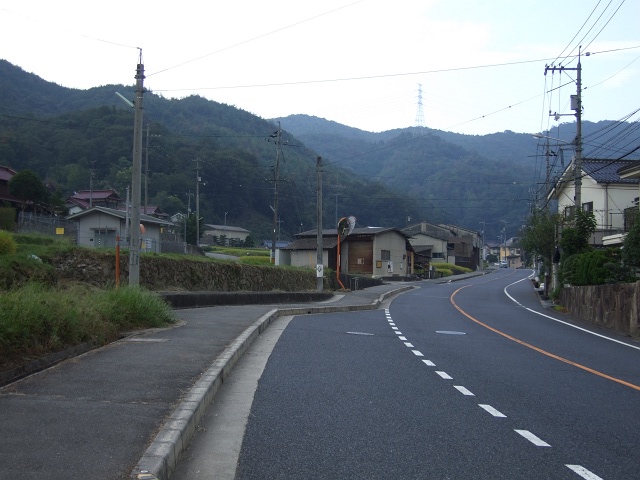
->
{"left": 175, "top": 270, "right": 640, "bottom": 479}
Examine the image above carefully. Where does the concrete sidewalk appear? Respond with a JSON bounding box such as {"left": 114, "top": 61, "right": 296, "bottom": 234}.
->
{"left": 1, "top": 280, "right": 436, "bottom": 480}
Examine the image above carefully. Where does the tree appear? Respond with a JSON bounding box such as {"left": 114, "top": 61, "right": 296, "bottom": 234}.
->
{"left": 622, "top": 219, "right": 640, "bottom": 277}
{"left": 185, "top": 213, "right": 204, "bottom": 245}
{"left": 520, "top": 209, "right": 560, "bottom": 273}
{"left": 8, "top": 169, "right": 50, "bottom": 212}
{"left": 560, "top": 209, "right": 597, "bottom": 259}
{"left": 243, "top": 235, "right": 255, "bottom": 248}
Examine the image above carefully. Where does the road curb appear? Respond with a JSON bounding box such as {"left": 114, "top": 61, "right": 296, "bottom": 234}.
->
{"left": 130, "top": 285, "right": 414, "bottom": 480}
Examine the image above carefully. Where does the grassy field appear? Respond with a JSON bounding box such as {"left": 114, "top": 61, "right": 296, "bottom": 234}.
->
{"left": 206, "top": 245, "right": 272, "bottom": 265}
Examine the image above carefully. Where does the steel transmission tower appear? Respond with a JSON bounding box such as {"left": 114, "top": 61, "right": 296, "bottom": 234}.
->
{"left": 414, "top": 83, "right": 425, "bottom": 128}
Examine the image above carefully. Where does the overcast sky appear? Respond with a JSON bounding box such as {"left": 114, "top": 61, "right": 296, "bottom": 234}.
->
{"left": 1, "top": 0, "right": 638, "bottom": 136}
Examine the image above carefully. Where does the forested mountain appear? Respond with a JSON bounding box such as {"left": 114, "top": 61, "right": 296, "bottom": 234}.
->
{"left": 3, "top": 59, "right": 634, "bottom": 243}
{"left": 275, "top": 114, "right": 640, "bottom": 242}
{"left": 275, "top": 115, "right": 537, "bottom": 241}
{"left": 0, "top": 60, "right": 422, "bottom": 241}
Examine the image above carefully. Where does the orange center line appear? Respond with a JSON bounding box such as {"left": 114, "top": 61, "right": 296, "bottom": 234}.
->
{"left": 450, "top": 285, "right": 640, "bottom": 392}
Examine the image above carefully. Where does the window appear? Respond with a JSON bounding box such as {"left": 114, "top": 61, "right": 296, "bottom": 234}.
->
{"left": 381, "top": 250, "right": 390, "bottom": 261}
{"left": 564, "top": 205, "right": 575, "bottom": 218}
{"left": 356, "top": 258, "right": 365, "bottom": 265}
{"left": 582, "top": 202, "right": 593, "bottom": 213}
{"left": 432, "top": 252, "right": 444, "bottom": 259}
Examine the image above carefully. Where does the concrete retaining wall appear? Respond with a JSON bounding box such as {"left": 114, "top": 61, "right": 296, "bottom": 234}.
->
{"left": 558, "top": 281, "right": 640, "bottom": 338}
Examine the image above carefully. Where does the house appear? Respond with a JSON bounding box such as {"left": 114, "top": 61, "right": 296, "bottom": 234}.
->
{"left": 500, "top": 237, "right": 523, "bottom": 268}
{"left": 202, "top": 224, "right": 251, "bottom": 245}
{"left": 402, "top": 222, "right": 482, "bottom": 271}
{"left": 66, "top": 189, "right": 123, "bottom": 215}
{"left": 67, "top": 206, "right": 174, "bottom": 253}
{"left": 0, "top": 165, "right": 25, "bottom": 210}
{"left": 280, "top": 227, "right": 413, "bottom": 278}
{"left": 549, "top": 159, "right": 640, "bottom": 245}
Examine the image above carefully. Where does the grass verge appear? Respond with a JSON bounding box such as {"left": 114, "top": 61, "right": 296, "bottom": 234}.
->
{"left": 0, "top": 282, "right": 176, "bottom": 371}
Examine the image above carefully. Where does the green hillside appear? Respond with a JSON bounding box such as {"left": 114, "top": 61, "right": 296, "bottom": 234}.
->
{"left": 0, "top": 61, "right": 422, "bottom": 241}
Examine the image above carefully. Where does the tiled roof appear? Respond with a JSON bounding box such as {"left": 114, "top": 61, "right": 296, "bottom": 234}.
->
{"left": 203, "top": 224, "right": 250, "bottom": 234}
{"left": 0, "top": 166, "right": 17, "bottom": 182}
{"left": 583, "top": 159, "right": 640, "bottom": 184}
{"left": 282, "top": 237, "right": 339, "bottom": 250}
{"left": 296, "top": 227, "right": 402, "bottom": 238}
{"left": 71, "top": 189, "right": 122, "bottom": 200}
{"left": 67, "top": 206, "right": 174, "bottom": 225}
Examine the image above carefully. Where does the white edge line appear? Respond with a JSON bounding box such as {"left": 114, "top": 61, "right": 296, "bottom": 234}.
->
{"left": 412, "top": 350, "right": 424, "bottom": 357}
{"left": 435, "top": 371, "right": 452, "bottom": 379}
{"left": 565, "top": 465, "right": 604, "bottom": 480}
{"left": 504, "top": 275, "right": 640, "bottom": 351}
{"left": 422, "top": 359, "right": 435, "bottom": 366}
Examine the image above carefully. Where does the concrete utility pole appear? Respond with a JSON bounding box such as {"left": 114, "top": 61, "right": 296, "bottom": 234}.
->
{"left": 144, "top": 125, "right": 161, "bottom": 215}
{"left": 270, "top": 123, "right": 283, "bottom": 264}
{"left": 194, "top": 157, "right": 202, "bottom": 248}
{"left": 129, "top": 54, "right": 145, "bottom": 286}
{"left": 544, "top": 48, "right": 583, "bottom": 215}
{"left": 316, "top": 156, "right": 323, "bottom": 292}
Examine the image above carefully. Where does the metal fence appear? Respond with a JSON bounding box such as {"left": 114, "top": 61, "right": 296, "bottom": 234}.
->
{"left": 17, "top": 212, "right": 78, "bottom": 241}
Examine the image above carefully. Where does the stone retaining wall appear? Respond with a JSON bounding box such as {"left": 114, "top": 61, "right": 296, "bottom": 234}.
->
{"left": 558, "top": 282, "right": 640, "bottom": 338}
{"left": 52, "top": 250, "right": 319, "bottom": 292}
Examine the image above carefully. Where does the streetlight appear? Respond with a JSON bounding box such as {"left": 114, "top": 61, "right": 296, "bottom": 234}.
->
{"left": 224, "top": 211, "right": 228, "bottom": 227}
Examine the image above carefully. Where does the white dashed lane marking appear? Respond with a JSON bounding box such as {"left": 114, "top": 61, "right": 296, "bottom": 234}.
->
{"left": 453, "top": 385, "right": 474, "bottom": 396}
{"left": 385, "top": 308, "right": 604, "bottom": 480}
{"left": 479, "top": 404, "right": 506, "bottom": 417}
{"left": 515, "top": 429, "right": 551, "bottom": 447}
{"left": 565, "top": 465, "right": 604, "bottom": 480}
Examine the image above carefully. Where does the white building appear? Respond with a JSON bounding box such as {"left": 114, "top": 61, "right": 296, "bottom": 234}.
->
{"left": 67, "top": 206, "right": 174, "bottom": 253}
{"left": 549, "top": 159, "right": 640, "bottom": 245}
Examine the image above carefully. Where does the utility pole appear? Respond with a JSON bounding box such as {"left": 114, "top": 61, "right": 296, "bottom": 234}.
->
{"left": 144, "top": 124, "right": 149, "bottom": 215}
{"left": 129, "top": 53, "right": 145, "bottom": 286}
{"left": 185, "top": 190, "right": 193, "bottom": 245}
{"left": 316, "top": 157, "right": 323, "bottom": 292}
{"left": 144, "top": 125, "right": 161, "bottom": 215}
{"left": 89, "top": 161, "right": 95, "bottom": 208}
{"left": 415, "top": 83, "right": 425, "bottom": 128}
{"left": 194, "top": 157, "right": 202, "bottom": 248}
{"left": 544, "top": 48, "right": 583, "bottom": 215}
{"left": 270, "top": 122, "right": 283, "bottom": 264}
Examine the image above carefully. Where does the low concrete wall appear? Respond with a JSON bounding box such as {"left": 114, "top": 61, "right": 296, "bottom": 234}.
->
{"left": 558, "top": 282, "right": 640, "bottom": 338}
{"left": 160, "top": 291, "right": 333, "bottom": 308}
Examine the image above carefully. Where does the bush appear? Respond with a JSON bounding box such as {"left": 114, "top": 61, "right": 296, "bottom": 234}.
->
{"left": 559, "top": 248, "right": 628, "bottom": 286}
{"left": 94, "top": 286, "right": 176, "bottom": 330}
{"left": 433, "top": 263, "right": 471, "bottom": 277}
{"left": 0, "top": 283, "right": 176, "bottom": 365}
{"left": 0, "top": 230, "right": 17, "bottom": 255}
{"left": 0, "top": 208, "right": 16, "bottom": 231}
